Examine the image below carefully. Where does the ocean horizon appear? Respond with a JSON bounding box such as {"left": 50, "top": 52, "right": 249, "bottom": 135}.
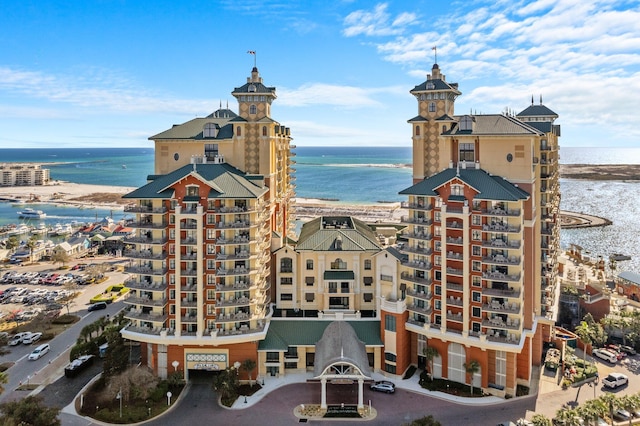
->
{"left": 1, "top": 146, "right": 639, "bottom": 273}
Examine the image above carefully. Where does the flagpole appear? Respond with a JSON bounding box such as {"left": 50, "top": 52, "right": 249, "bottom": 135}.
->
{"left": 247, "top": 50, "right": 257, "bottom": 67}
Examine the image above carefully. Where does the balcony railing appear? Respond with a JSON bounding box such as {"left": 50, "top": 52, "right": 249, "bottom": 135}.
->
{"left": 400, "top": 216, "right": 433, "bottom": 225}
{"left": 482, "top": 301, "right": 521, "bottom": 314}
{"left": 124, "top": 205, "right": 167, "bottom": 214}
{"left": 480, "top": 208, "right": 521, "bottom": 217}
{"left": 401, "top": 245, "right": 433, "bottom": 256}
{"left": 482, "top": 271, "right": 521, "bottom": 282}
{"left": 124, "top": 266, "right": 168, "bottom": 276}
{"left": 406, "top": 288, "right": 432, "bottom": 301}
{"left": 125, "top": 296, "right": 168, "bottom": 308}
{"left": 400, "top": 272, "right": 432, "bottom": 285}
{"left": 401, "top": 260, "right": 433, "bottom": 270}
{"left": 482, "top": 286, "right": 521, "bottom": 298}
{"left": 124, "top": 309, "right": 166, "bottom": 323}
{"left": 482, "top": 255, "right": 521, "bottom": 266}
{"left": 124, "top": 236, "right": 168, "bottom": 245}
{"left": 128, "top": 220, "right": 167, "bottom": 229}
{"left": 124, "top": 250, "right": 167, "bottom": 260}
{"left": 407, "top": 304, "right": 432, "bottom": 315}
{"left": 401, "top": 202, "right": 433, "bottom": 211}
{"left": 401, "top": 232, "right": 433, "bottom": 242}
{"left": 482, "top": 224, "right": 521, "bottom": 233}
{"left": 482, "top": 239, "right": 521, "bottom": 249}
{"left": 124, "top": 279, "right": 167, "bottom": 292}
{"left": 482, "top": 317, "right": 520, "bottom": 330}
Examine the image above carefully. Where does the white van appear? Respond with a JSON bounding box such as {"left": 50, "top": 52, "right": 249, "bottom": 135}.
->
{"left": 28, "top": 343, "right": 50, "bottom": 360}
{"left": 593, "top": 348, "right": 618, "bottom": 363}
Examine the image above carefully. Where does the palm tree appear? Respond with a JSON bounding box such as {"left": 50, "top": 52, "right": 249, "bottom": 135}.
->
{"left": 617, "top": 394, "right": 638, "bottom": 426}
{"left": 0, "top": 371, "right": 7, "bottom": 395}
{"left": 574, "top": 321, "right": 593, "bottom": 363}
{"left": 25, "top": 235, "right": 38, "bottom": 263}
{"left": 530, "top": 413, "right": 552, "bottom": 426}
{"left": 423, "top": 346, "right": 438, "bottom": 380}
{"left": 463, "top": 360, "right": 480, "bottom": 396}
{"left": 241, "top": 358, "right": 257, "bottom": 386}
{"left": 598, "top": 392, "right": 618, "bottom": 424}
{"left": 554, "top": 407, "right": 584, "bottom": 426}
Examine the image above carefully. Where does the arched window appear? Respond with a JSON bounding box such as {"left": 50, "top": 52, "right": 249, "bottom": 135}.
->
{"left": 415, "top": 126, "right": 420, "bottom": 136}
{"left": 262, "top": 126, "right": 267, "bottom": 136}
{"left": 250, "top": 105, "right": 257, "bottom": 115}
{"left": 331, "top": 258, "right": 347, "bottom": 269}
{"left": 280, "top": 257, "right": 293, "bottom": 273}
{"left": 429, "top": 102, "right": 436, "bottom": 112}
{"left": 236, "top": 126, "right": 241, "bottom": 137}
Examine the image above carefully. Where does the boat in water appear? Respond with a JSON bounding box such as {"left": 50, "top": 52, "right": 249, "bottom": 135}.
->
{"left": 610, "top": 253, "right": 632, "bottom": 261}
{"left": 31, "top": 223, "right": 48, "bottom": 235}
{"left": 17, "top": 207, "right": 46, "bottom": 219}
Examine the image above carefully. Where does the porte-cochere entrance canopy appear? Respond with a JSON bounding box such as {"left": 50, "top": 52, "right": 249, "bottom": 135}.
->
{"left": 314, "top": 321, "right": 372, "bottom": 410}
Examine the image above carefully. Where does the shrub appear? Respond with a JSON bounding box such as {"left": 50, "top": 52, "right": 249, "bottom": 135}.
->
{"left": 52, "top": 314, "right": 77, "bottom": 324}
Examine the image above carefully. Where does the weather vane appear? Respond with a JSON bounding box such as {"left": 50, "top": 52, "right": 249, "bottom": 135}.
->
{"left": 247, "top": 50, "right": 257, "bottom": 67}
{"left": 432, "top": 46, "right": 437, "bottom": 64}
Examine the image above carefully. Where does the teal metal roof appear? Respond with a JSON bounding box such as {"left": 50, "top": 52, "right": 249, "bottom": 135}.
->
{"left": 259, "top": 320, "right": 383, "bottom": 351}
{"left": 443, "top": 114, "right": 542, "bottom": 136}
{"left": 123, "top": 162, "right": 268, "bottom": 200}
{"left": 296, "top": 216, "right": 381, "bottom": 252}
{"left": 618, "top": 271, "right": 640, "bottom": 285}
{"left": 399, "top": 167, "right": 530, "bottom": 202}
{"left": 323, "top": 271, "right": 355, "bottom": 280}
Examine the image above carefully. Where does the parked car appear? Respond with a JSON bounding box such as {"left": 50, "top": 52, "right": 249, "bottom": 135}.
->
{"left": 28, "top": 343, "right": 50, "bottom": 360}
{"left": 8, "top": 332, "right": 28, "bottom": 346}
{"left": 22, "top": 331, "right": 42, "bottom": 345}
{"left": 602, "top": 372, "right": 628, "bottom": 389}
{"left": 87, "top": 302, "right": 107, "bottom": 312}
{"left": 605, "top": 344, "right": 626, "bottom": 359}
{"left": 614, "top": 408, "right": 632, "bottom": 421}
{"left": 370, "top": 381, "right": 395, "bottom": 393}
{"left": 64, "top": 355, "right": 95, "bottom": 378}
{"left": 620, "top": 345, "right": 637, "bottom": 355}
{"left": 593, "top": 348, "right": 618, "bottom": 363}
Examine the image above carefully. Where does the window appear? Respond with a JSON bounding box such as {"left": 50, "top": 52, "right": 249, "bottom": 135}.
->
{"left": 435, "top": 270, "right": 441, "bottom": 281}
{"left": 207, "top": 244, "right": 216, "bottom": 255}
{"left": 262, "top": 126, "right": 267, "bottom": 136}
{"left": 451, "top": 184, "right": 463, "bottom": 196}
{"left": 435, "top": 285, "right": 441, "bottom": 295}
{"left": 207, "top": 259, "right": 216, "bottom": 270}
{"left": 472, "top": 276, "right": 481, "bottom": 287}
{"left": 305, "top": 293, "right": 315, "bottom": 302}
{"left": 305, "top": 277, "right": 315, "bottom": 286}
{"left": 250, "top": 105, "right": 257, "bottom": 114}
{"left": 472, "top": 246, "right": 481, "bottom": 256}
{"left": 434, "top": 255, "right": 441, "bottom": 266}
{"left": 384, "top": 352, "right": 397, "bottom": 362}
{"left": 363, "top": 277, "right": 373, "bottom": 286}
{"left": 434, "top": 241, "right": 441, "bottom": 252}
{"left": 236, "top": 126, "right": 242, "bottom": 136}
{"left": 385, "top": 315, "right": 396, "bottom": 332}
{"left": 306, "top": 260, "right": 314, "bottom": 270}
{"left": 472, "top": 200, "right": 481, "bottom": 210}
{"left": 434, "top": 211, "right": 441, "bottom": 222}
{"left": 331, "top": 258, "right": 347, "bottom": 269}
{"left": 472, "top": 307, "right": 480, "bottom": 317}
{"left": 380, "top": 274, "right": 393, "bottom": 282}
{"left": 472, "top": 230, "right": 481, "bottom": 240}
{"left": 384, "top": 363, "right": 397, "bottom": 374}
{"left": 472, "top": 261, "right": 481, "bottom": 272}
{"left": 472, "top": 322, "right": 481, "bottom": 333}
{"left": 364, "top": 259, "right": 372, "bottom": 270}
{"left": 280, "top": 258, "right": 293, "bottom": 273}
{"left": 186, "top": 185, "right": 198, "bottom": 197}
{"left": 472, "top": 215, "right": 481, "bottom": 226}
{"left": 207, "top": 289, "right": 215, "bottom": 300}
{"left": 429, "top": 102, "right": 436, "bottom": 112}
{"left": 363, "top": 293, "right": 373, "bottom": 302}
{"left": 169, "top": 289, "right": 175, "bottom": 300}
{"left": 472, "top": 291, "right": 481, "bottom": 302}
{"left": 415, "top": 126, "right": 420, "bottom": 136}
{"left": 280, "top": 293, "right": 293, "bottom": 301}
{"left": 281, "top": 277, "right": 293, "bottom": 285}
{"left": 496, "top": 351, "right": 506, "bottom": 387}
{"left": 435, "top": 300, "right": 441, "bottom": 310}
{"left": 459, "top": 142, "right": 475, "bottom": 161}
{"left": 205, "top": 143, "right": 218, "bottom": 160}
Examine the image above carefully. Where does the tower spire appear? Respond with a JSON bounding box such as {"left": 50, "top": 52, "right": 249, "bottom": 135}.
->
{"left": 431, "top": 46, "right": 437, "bottom": 65}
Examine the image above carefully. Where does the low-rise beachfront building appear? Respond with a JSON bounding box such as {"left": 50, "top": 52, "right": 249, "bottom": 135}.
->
{"left": 0, "top": 163, "right": 50, "bottom": 186}
{"left": 120, "top": 66, "right": 295, "bottom": 380}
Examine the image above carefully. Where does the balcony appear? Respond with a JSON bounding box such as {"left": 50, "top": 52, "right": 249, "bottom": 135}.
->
{"left": 124, "top": 205, "right": 167, "bottom": 214}
{"left": 482, "top": 255, "right": 521, "bottom": 266}
{"left": 124, "top": 279, "right": 167, "bottom": 292}
{"left": 128, "top": 220, "right": 167, "bottom": 230}
{"left": 482, "top": 286, "right": 521, "bottom": 298}
{"left": 482, "top": 301, "right": 521, "bottom": 314}
{"left": 216, "top": 236, "right": 251, "bottom": 245}
{"left": 401, "top": 245, "right": 433, "bottom": 256}
{"left": 446, "top": 296, "right": 463, "bottom": 306}
{"left": 406, "top": 288, "right": 432, "bottom": 301}
{"left": 180, "top": 298, "right": 199, "bottom": 307}
{"left": 446, "top": 236, "right": 464, "bottom": 245}
{"left": 124, "top": 266, "right": 168, "bottom": 276}
{"left": 480, "top": 208, "right": 521, "bottom": 217}
{"left": 446, "top": 311, "right": 464, "bottom": 322}
{"left": 214, "top": 311, "right": 251, "bottom": 323}
{"left": 407, "top": 304, "right": 432, "bottom": 316}
{"left": 216, "top": 221, "right": 254, "bottom": 230}
{"left": 400, "top": 272, "right": 432, "bottom": 285}
{"left": 216, "top": 296, "right": 251, "bottom": 308}
{"left": 216, "top": 281, "right": 251, "bottom": 292}
{"left": 445, "top": 267, "right": 464, "bottom": 276}
{"left": 124, "top": 309, "right": 166, "bottom": 323}
{"left": 482, "top": 224, "right": 521, "bottom": 233}
{"left": 401, "top": 260, "right": 433, "bottom": 271}
{"left": 124, "top": 250, "right": 167, "bottom": 261}
{"left": 482, "top": 239, "right": 520, "bottom": 249}
{"left": 180, "top": 283, "right": 197, "bottom": 292}
{"left": 181, "top": 314, "right": 198, "bottom": 323}
{"left": 482, "top": 317, "right": 520, "bottom": 330}
{"left": 180, "top": 269, "right": 199, "bottom": 277}
{"left": 446, "top": 282, "right": 464, "bottom": 292}
{"left": 446, "top": 220, "right": 463, "bottom": 229}
{"left": 401, "top": 216, "right": 433, "bottom": 226}
{"left": 125, "top": 295, "right": 168, "bottom": 308}
{"left": 486, "top": 331, "right": 520, "bottom": 344}
{"left": 124, "top": 236, "right": 168, "bottom": 245}
{"left": 445, "top": 251, "right": 463, "bottom": 261}
{"left": 401, "top": 232, "right": 433, "bottom": 242}
{"left": 482, "top": 271, "right": 521, "bottom": 283}
{"left": 401, "top": 202, "right": 433, "bottom": 211}
{"left": 180, "top": 237, "right": 198, "bottom": 245}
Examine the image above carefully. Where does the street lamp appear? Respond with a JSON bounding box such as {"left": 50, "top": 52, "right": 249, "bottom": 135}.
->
{"left": 172, "top": 360, "right": 179, "bottom": 372}
{"left": 116, "top": 387, "right": 122, "bottom": 418}
{"left": 166, "top": 391, "right": 172, "bottom": 406}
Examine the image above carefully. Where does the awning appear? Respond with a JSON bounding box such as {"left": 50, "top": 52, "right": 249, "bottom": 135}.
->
{"left": 363, "top": 277, "right": 373, "bottom": 285}
{"left": 305, "top": 276, "right": 315, "bottom": 285}
{"left": 305, "top": 293, "right": 315, "bottom": 302}
{"left": 323, "top": 271, "right": 355, "bottom": 280}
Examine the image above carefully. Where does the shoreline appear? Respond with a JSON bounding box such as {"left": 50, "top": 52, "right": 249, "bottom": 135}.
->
{"left": 0, "top": 181, "right": 613, "bottom": 228}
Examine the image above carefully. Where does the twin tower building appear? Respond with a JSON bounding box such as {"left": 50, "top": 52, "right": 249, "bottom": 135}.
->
{"left": 121, "top": 63, "right": 560, "bottom": 398}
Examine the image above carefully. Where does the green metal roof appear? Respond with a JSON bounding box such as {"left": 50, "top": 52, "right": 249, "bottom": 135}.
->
{"left": 399, "top": 167, "right": 530, "bottom": 202}
{"left": 259, "top": 320, "right": 383, "bottom": 351}
{"left": 296, "top": 216, "right": 381, "bottom": 252}
{"left": 123, "top": 162, "right": 268, "bottom": 200}
{"left": 323, "top": 270, "right": 355, "bottom": 280}
{"left": 443, "top": 114, "right": 542, "bottom": 136}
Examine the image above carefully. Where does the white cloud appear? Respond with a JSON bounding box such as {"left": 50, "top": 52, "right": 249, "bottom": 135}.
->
{"left": 343, "top": 3, "right": 416, "bottom": 37}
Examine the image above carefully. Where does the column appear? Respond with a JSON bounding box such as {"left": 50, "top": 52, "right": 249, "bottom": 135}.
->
{"left": 357, "top": 378, "right": 364, "bottom": 409}
{"left": 320, "top": 378, "right": 327, "bottom": 409}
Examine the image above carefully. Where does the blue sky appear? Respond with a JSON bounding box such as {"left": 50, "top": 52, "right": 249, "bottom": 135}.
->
{"left": 1, "top": 0, "right": 639, "bottom": 148}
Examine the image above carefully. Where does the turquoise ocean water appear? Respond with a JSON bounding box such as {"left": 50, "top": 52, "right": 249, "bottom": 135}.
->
{"left": 1, "top": 146, "right": 639, "bottom": 273}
